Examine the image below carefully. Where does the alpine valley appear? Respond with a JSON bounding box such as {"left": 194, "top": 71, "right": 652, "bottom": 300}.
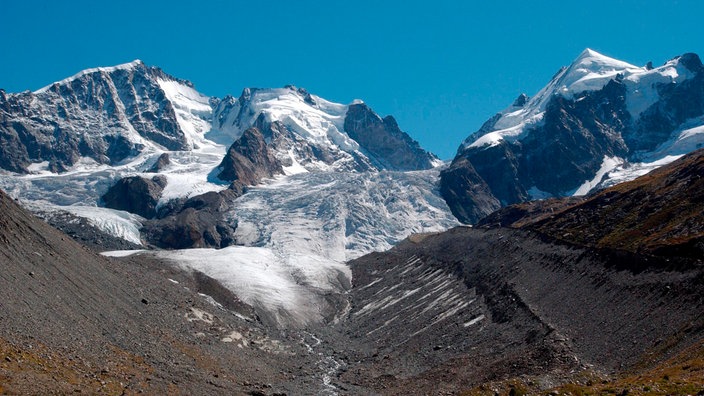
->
{"left": 0, "top": 50, "right": 703, "bottom": 395}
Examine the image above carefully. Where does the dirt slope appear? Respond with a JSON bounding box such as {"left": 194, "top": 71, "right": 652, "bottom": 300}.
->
{"left": 0, "top": 190, "right": 316, "bottom": 395}
{"left": 480, "top": 148, "right": 704, "bottom": 260}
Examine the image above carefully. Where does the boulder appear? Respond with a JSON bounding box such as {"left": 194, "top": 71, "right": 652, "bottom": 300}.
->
{"left": 102, "top": 175, "right": 167, "bottom": 218}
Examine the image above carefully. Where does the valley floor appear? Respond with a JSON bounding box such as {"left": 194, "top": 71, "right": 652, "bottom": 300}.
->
{"left": 2, "top": 187, "right": 704, "bottom": 395}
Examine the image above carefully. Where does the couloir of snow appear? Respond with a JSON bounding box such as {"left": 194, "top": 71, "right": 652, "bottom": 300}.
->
{"left": 572, "top": 156, "right": 624, "bottom": 196}
{"left": 157, "top": 78, "right": 215, "bottom": 151}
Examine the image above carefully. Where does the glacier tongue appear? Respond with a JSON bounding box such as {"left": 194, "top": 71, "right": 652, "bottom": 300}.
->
{"left": 152, "top": 169, "right": 459, "bottom": 328}
{"left": 231, "top": 169, "right": 459, "bottom": 261}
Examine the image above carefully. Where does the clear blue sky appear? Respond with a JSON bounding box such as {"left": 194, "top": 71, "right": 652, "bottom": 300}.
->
{"left": 2, "top": 0, "right": 703, "bottom": 159}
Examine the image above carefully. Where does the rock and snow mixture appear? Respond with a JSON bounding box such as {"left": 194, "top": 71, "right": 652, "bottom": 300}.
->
{"left": 1, "top": 60, "right": 456, "bottom": 328}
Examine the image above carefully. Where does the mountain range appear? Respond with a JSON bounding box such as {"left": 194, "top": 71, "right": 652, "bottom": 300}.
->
{"left": 0, "top": 60, "right": 438, "bottom": 175}
{"left": 1, "top": 49, "right": 703, "bottom": 394}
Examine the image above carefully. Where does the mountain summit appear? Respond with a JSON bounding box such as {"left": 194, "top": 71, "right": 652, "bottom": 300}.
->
{"left": 441, "top": 49, "right": 704, "bottom": 223}
{"left": 211, "top": 85, "right": 440, "bottom": 175}
{"left": 0, "top": 61, "right": 205, "bottom": 173}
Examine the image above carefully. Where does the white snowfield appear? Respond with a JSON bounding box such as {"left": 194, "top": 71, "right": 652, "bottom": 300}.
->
{"left": 154, "top": 246, "right": 352, "bottom": 328}
{"left": 464, "top": 48, "right": 704, "bottom": 196}
{"left": 3, "top": 62, "right": 458, "bottom": 329}
{"left": 157, "top": 78, "right": 214, "bottom": 151}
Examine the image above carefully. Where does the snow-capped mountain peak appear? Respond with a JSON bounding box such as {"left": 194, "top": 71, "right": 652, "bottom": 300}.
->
{"left": 445, "top": 49, "right": 704, "bottom": 223}
{"left": 463, "top": 49, "right": 698, "bottom": 150}
{"left": 34, "top": 59, "right": 146, "bottom": 94}
{"left": 212, "top": 85, "right": 355, "bottom": 149}
{"left": 2, "top": 59, "right": 440, "bottom": 179}
{"left": 557, "top": 48, "right": 640, "bottom": 94}
{"left": 211, "top": 85, "right": 439, "bottom": 174}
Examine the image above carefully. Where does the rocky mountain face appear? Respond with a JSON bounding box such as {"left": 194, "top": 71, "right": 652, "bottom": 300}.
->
{"left": 343, "top": 102, "right": 439, "bottom": 170}
{"left": 0, "top": 61, "right": 197, "bottom": 173}
{"left": 0, "top": 62, "right": 443, "bottom": 251}
{"left": 441, "top": 49, "right": 704, "bottom": 223}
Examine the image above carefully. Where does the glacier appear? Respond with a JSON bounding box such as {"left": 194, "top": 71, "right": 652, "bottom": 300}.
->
{"left": 98, "top": 169, "right": 459, "bottom": 328}
{"left": 1, "top": 60, "right": 457, "bottom": 329}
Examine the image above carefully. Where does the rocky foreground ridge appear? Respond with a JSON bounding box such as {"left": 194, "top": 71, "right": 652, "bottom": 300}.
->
{"left": 330, "top": 149, "right": 704, "bottom": 394}
{"left": 0, "top": 188, "right": 328, "bottom": 395}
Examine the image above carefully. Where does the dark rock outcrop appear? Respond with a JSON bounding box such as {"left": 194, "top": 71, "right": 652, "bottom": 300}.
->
{"left": 439, "top": 157, "right": 500, "bottom": 223}
{"left": 102, "top": 175, "right": 167, "bottom": 219}
{"left": 141, "top": 187, "right": 240, "bottom": 249}
{"left": 147, "top": 152, "right": 171, "bottom": 172}
{"left": 216, "top": 127, "right": 283, "bottom": 184}
{"left": 343, "top": 102, "right": 438, "bottom": 170}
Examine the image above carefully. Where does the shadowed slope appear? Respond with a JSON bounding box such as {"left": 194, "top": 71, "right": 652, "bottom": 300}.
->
{"left": 0, "top": 190, "right": 312, "bottom": 395}
{"left": 480, "top": 148, "right": 704, "bottom": 260}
